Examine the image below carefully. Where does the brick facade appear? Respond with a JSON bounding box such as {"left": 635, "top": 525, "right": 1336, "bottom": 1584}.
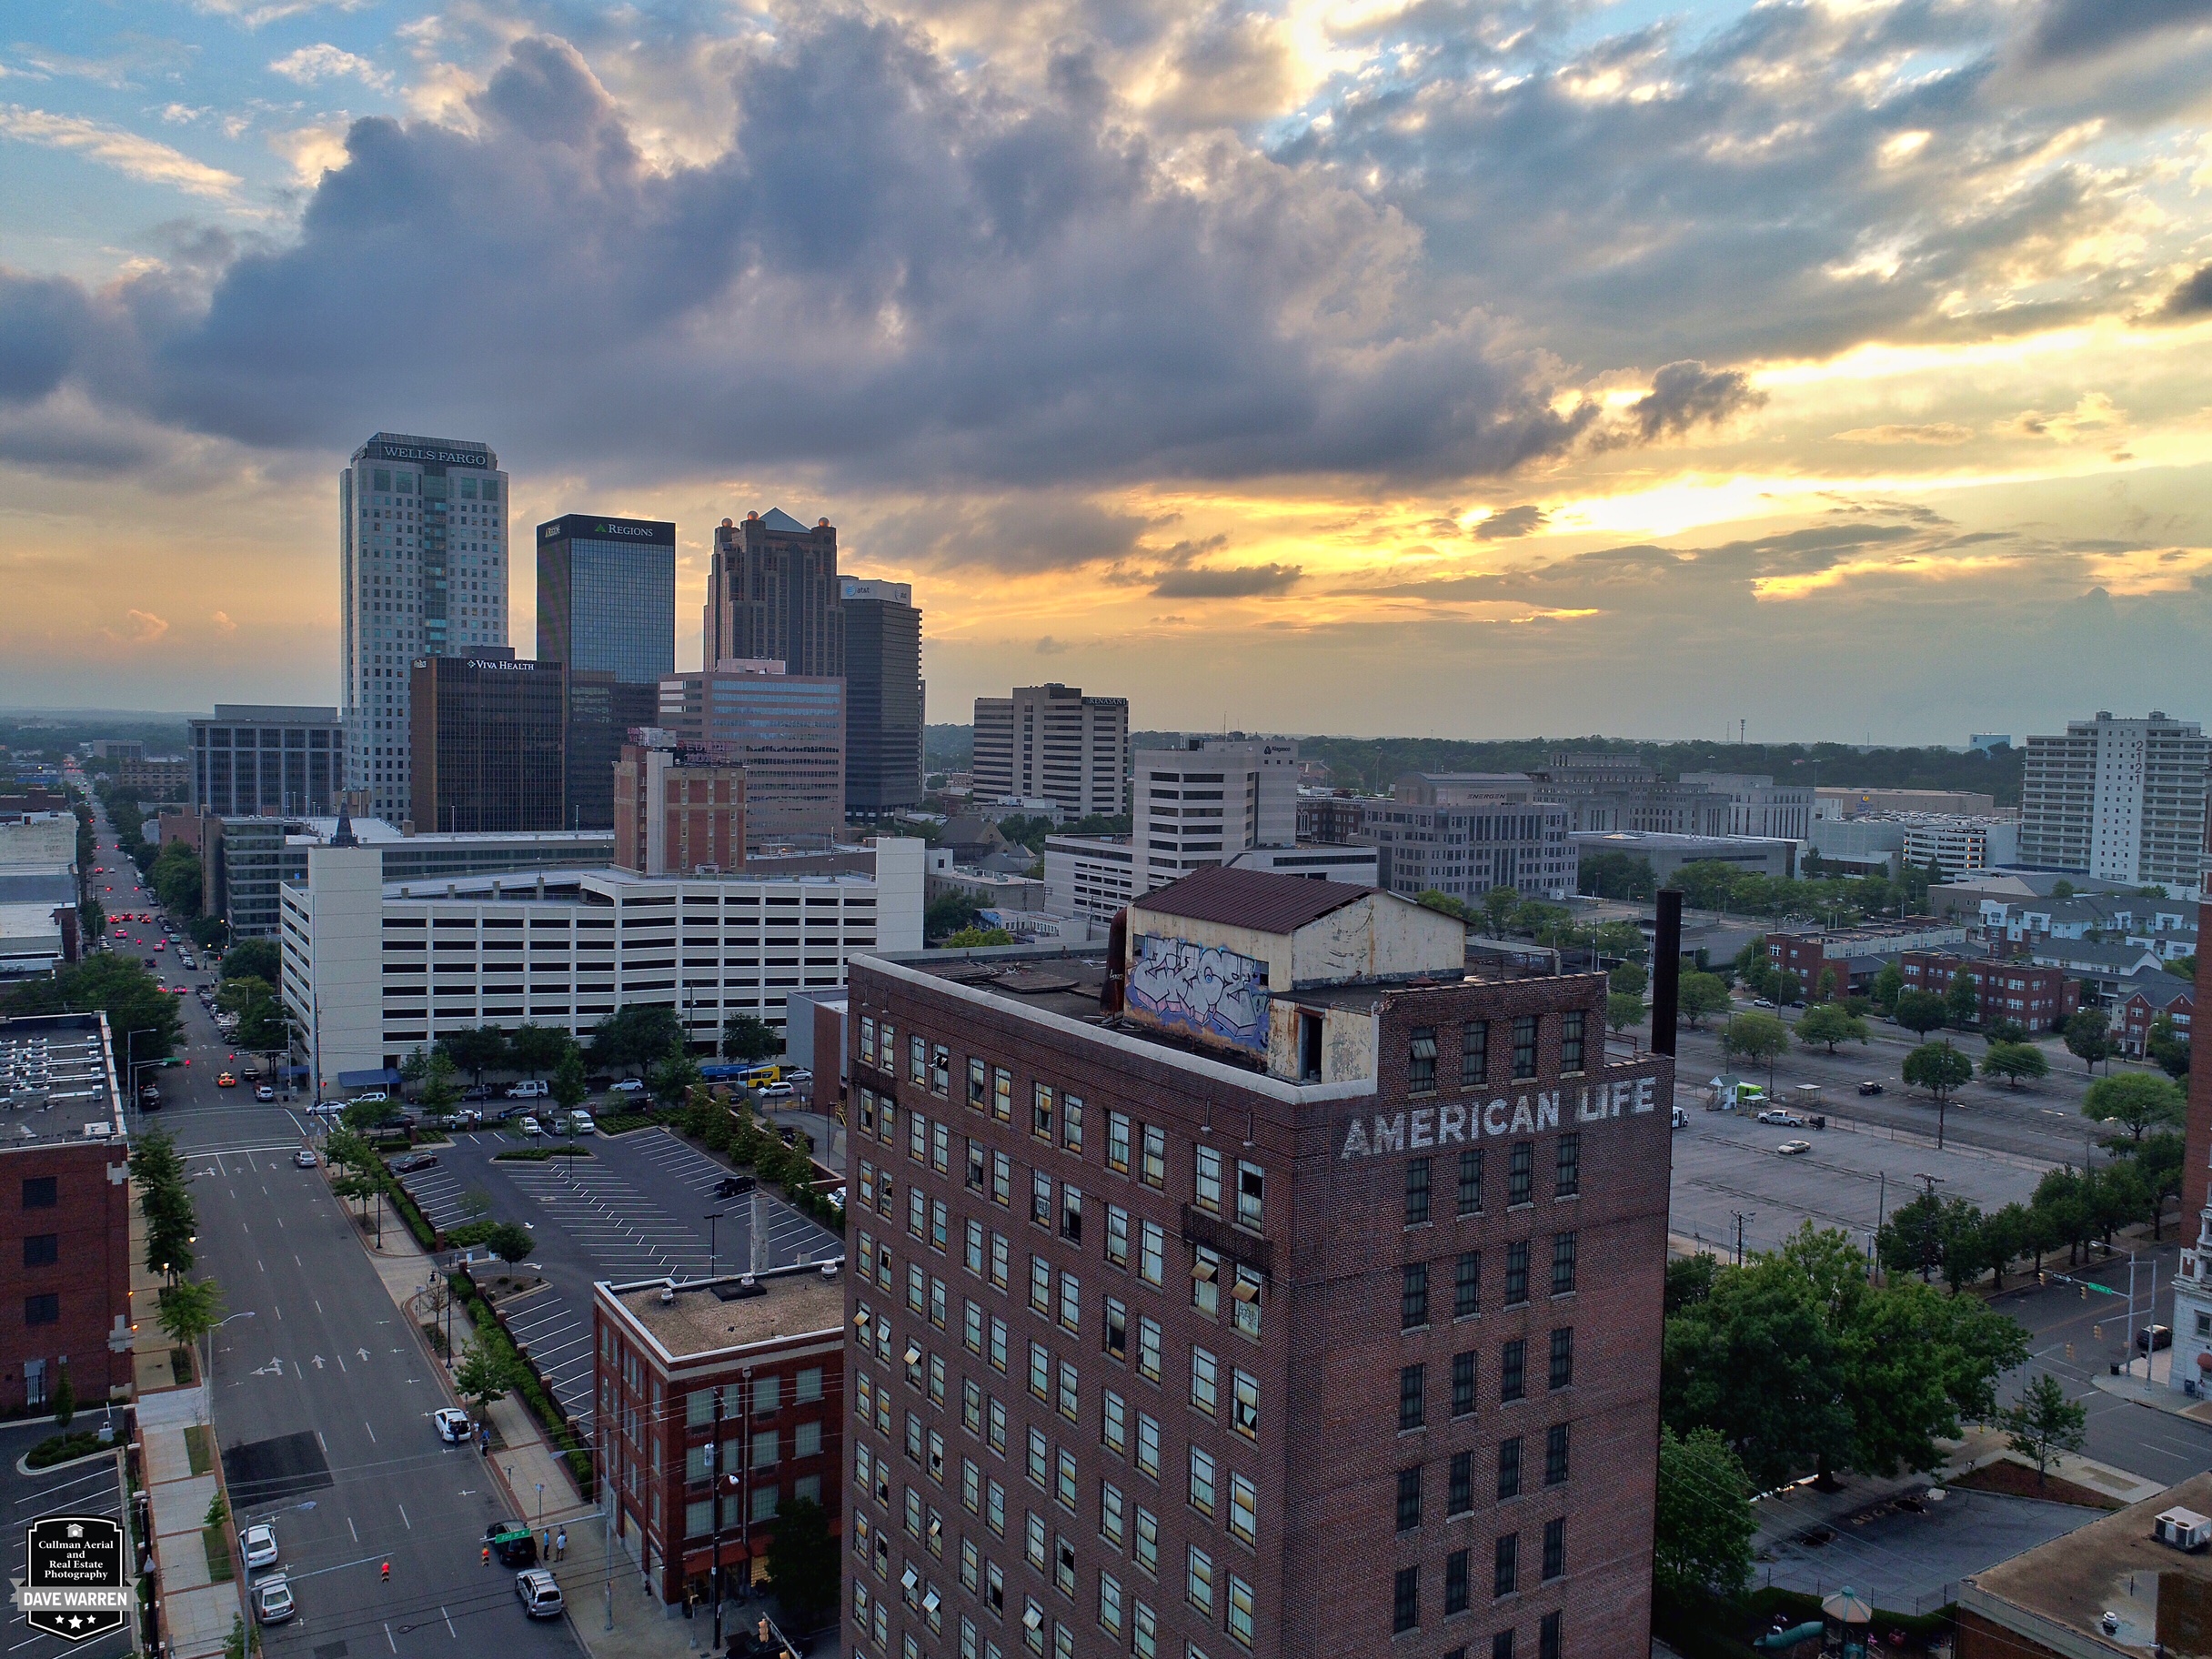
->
{"left": 842, "top": 957, "right": 1670, "bottom": 1659}
{"left": 0, "top": 1142, "right": 134, "bottom": 1413}
{"left": 2187, "top": 901, "right": 2212, "bottom": 1222}
{"left": 1898, "top": 953, "right": 2078, "bottom": 1032}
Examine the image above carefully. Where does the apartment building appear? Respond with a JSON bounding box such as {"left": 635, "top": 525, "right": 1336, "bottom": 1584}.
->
{"left": 842, "top": 866, "right": 1672, "bottom": 1659}
{"left": 1896, "top": 952, "right": 2078, "bottom": 1032}
{"left": 614, "top": 737, "right": 747, "bottom": 878}
{"left": 972, "top": 687, "right": 1129, "bottom": 820}
{"left": 1765, "top": 920, "right": 1968, "bottom": 1000}
{"left": 2020, "top": 711, "right": 2208, "bottom": 894}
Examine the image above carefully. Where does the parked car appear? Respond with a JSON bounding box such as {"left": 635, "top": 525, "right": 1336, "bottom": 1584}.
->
{"left": 255, "top": 1084, "right": 276, "bottom": 1101}
{"left": 486, "top": 1522, "right": 537, "bottom": 1566}
{"left": 390, "top": 1152, "right": 438, "bottom": 1173}
{"left": 462, "top": 1084, "right": 495, "bottom": 1103}
{"left": 351, "top": 1091, "right": 389, "bottom": 1105}
{"left": 434, "top": 1407, "right": 472, "bottom": 1443}
{"left": 505, "top": 1079, "right": 548, "bottom": 1100}
{"left": 714, "top": 1175, "right": 757, "bottom": 1200}
{"left": 293, "top": 1149, "right": 317, "bottom": 1169}
{"left": 2139, "top": 1324, "right": 2174, "bottom": 1353}
{"left": 516, "top": 1568, "right": 564, "bottom": 1618}
{"left": 759, "top": 1081, "right": 796, "bottom": 1100}
{"left": 1856, "top": 1081, "right": 1885, "bottom": 1096}
{"left": 1750, "top": 997, "right": 1773, "bottom": 1008}
{"left": 252, "top": 1577, "right": 295, "bottom": 1625}
{"left": 1670, "top": 1105, "right": 1688, "bottom": 1130}
{"left": 1755, "top": 1110, "right": 1805, "bottom": 1128}
{"left": 307, "top": 1101, "right": 348, "bottom": 1117}
{"left": 518, "top": 1116, "right": 543, "bottom": 1137}
{"left": 1775, "top": 1139, "right": 1813, "bottom": 1156}
{"left": 606, "top": 1077, "right": 646, "bottom": 1094}
{"left": 241, "top": 1523, "right": 279, "bottom": 1572}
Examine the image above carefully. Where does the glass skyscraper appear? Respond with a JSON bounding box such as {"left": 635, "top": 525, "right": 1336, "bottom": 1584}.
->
{"left": 535, "top": 513, "right": 677, "bottom": 686}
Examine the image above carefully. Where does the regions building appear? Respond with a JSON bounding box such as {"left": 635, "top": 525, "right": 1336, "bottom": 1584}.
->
{"left": 840, "top": 577, "right": 925, "bottom": 818}
{"left": 842, "top": 867, "right": 1672, "bottom": 1659}
{"left": 535, "top": 513, "right": 676, "bottom": 689}
{"left": 704, "top": 510, "right": 843, "bottom": 679}
{"left": 594, "top": 1264, "right": 846, "bottom": 1609}
{"left": 1897, "top": 952, "right": 2078, "bottom": 1032}
{"left": 341, "top": 433, "right": 511, "bottom": 820}
{"left": 408, "top": 654, "right": 567, "bottom": 834}
{"left": 279, "top": 840, "right": 925, "bottom": 1084}
{"left": 660, "top": 663, "right": 846, "bottom": 850}
{"left": 209, "top": 815, "right": 613, "bottom": 939}
{"left": 972, "top": 685, "right": 1129, "bottom": 820}
{"left": 189, "top": 706, "right": 344, "bottom": 818}
{"left": 2020, "top": 711, "right": 2208, "bottom": 895}
{"left": 0, "top": 1014, "right": 133, "bottom": 1413}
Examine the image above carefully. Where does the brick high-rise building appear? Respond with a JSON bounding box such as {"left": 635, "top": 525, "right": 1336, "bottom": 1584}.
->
{"left": 614, "top": 736, "right": 747, "bottom": 877}
{"left": 843, "top": 866, "right": 1672, "bottom": 1659}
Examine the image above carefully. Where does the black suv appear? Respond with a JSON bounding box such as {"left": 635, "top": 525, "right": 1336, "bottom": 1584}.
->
{"left": 485, "top": 1522, "right": 537, "bottom": 1566}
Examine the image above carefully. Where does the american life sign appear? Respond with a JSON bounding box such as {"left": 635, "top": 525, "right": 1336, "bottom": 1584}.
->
{"left": 1340, "top": 1074, "right": 1659, "bottom": 1160}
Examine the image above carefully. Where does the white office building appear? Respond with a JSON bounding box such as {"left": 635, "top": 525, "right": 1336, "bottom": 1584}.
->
{"left": 1677, "top": 772, "right": 1816, "bottom": 840}
{"left": 1133, "top": 736, "right": 1299, "bottom": 893}
{"left": 280, "top": 839, "right": 925, "bottom": 1088}
{"left": 970, "top": 685, "right": 1128, "bottom": 819}
{"left": 341, "top": 433, "right": 511, "bottom": 823}
{"left": 2021, "top": 711, "right": 2207, "bottom": 895}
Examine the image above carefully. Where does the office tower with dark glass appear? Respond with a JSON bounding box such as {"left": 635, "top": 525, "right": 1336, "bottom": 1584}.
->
{"left": 703, "top": 509, "right": 844, "bottom": 678}
{"left": 841, "top": 576, "right": 925, "bottom": 817}
{"left": 341, "top": 432, "right": 511, "bottom": 821}
{"left": 190, "top": 705, "right": 344, "bottom": 816}
{"left": 536, "top": 513, "right": 677, "bottom": 685}
{"left": 408, "top": 653, "right": 566, "bottom": 834}
{"left": 563, "top": 672, "right": 660, "bottom": 831}
{"left": 660, "top": 661, "right": 846, "bottom": 849}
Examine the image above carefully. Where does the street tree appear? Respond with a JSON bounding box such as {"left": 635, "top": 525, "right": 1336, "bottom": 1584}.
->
{"left": 1981, "top": 1041, "right": 2049, "bottom": 1088}
{"left": 1945, "top": 968, "right": 1981, "bottom": 1030}
{"left": 508, "top": 1023, "right": 572, "bottom": 1079}
{"left": 440, "top": 1025, "right": 509, "bottom": 1084}
{"left": 1997, "top": 1373, "right": 2086, "bottom": 1486}
{"left": 452, "top": 1327, "right": 523, "bottom": 1418}
{"left": 588, "top": 1004, "right": 684, "bottom": 1077}
{"left": 1609, "top": 960, "right": 1649, "bottom": 1000}
{"left": 1676, "top": 973, "right": 1733, "bottom": 1029}
{"left": 764, "top": 1496, "right": 842, "bottom": 1622}
{"left": 486, "top": 1222, "right": 535, "bottom": 1262}
{"left": 4, "top": 954, "right": 180, "bottom": 1058}
{"left": 720, "top": 1015, "right": 780, "bottom": 1064}
{"left": 550, "top": 1047, "right": 588, "bottom": 1117}
{"left": 1903, "top": 1041, "right": 1974, "bottom": 1148}
{"left": 417, "top": 1050, "right": 463, "bottom": 1117}
{"left": 218, "top": 939, "right": 280, "bottom": 984}
{"left": 1872, "top": 961, "right": 1905, "bottom": 1015}
{"left": 1721, "top": 1010, "right": 1791, "bottom": 1091}
{"left": 50, "top": 1361, "right": 74, "bottom": 1431}
{"left": 1794, "top": 1002, "right": 1868, "bottom": 1054}
{"left": 1654, "top": 1427, "right": 1755, "bottom": 1602}
{"left": 1983, "top": 1016, "right": 2030, "bottom": 1045}
{"left": 2064, "top": 1010, "right": 2114, "bottom": 1075}
{"left": 1605, "top": 992, "right": 1646, "bottom": 1034}
{"left": 1480, "top": 887, "right": 1520, "bottom": 939}
{"left": 1416, "top": 890, "right": 1475, "bottom": 924}
{"left": 156, "top": 1277, "right": 226, "bottom": 1382}
{"left": 1894, "top": 990, "right": 1948, "bottom": 1038}
{"left": 2148, "top": 1011, "right": 2192, "bottom": 1082}
{"left": 2084, "top": 1071, "right": 2186, "bottom": 1142}
{"left": 649, "top": 1041, "right": 704, "bottom": 1110}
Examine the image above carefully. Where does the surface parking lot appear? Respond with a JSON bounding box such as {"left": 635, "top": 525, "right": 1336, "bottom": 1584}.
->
{"left": 0, "top": 1420, "right": 130, "bottom": 1659}
{"left": 398, "top": 1123, "right": 842, "bottom": 1429}
{"left": 1670, "top": 1104, "right": 2050, "bottom": 1261}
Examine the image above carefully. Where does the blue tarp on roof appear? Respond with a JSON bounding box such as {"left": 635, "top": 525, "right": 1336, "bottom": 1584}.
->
{"left": 337, "top": 1067, "right": 400, "bottom": 1088}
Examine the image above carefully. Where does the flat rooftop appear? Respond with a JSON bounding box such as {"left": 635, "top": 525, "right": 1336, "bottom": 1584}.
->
{"left": 381, "top": 866, "right": 882, "bottom": 901}
{"left": 608, "top": 1268, "right": 847, "bottom": 1360}
{"left": 1966, "top": 1471, "right": 2212, "bottom": 1651}
{"left": 0, "top": 1014, "right": 124, "bottom": 1145}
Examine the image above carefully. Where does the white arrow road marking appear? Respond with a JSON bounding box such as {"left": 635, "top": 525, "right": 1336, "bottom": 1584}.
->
{"left": 252, "top": 1357, "right": 284, "bottom": 1377}
{"left": 311, "top": 1355, "right": 326, "bottom": 1370}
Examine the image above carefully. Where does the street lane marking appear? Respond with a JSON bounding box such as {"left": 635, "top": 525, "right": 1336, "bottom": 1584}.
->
{"left": 399, "top": 1503, "right": 410, "bottom": 1530}
{"left": 442, "top": 1605, "right": 456, "bottom": 1637}
{"left": 365, "top": 1422, "right": 376, "bottom": 1443}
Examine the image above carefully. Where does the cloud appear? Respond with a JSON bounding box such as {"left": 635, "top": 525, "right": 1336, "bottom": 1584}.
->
{"left": 2026, "top": 0, "right": 2212, "bottom": 63}
{"left": 1034, "top": 634, "right": 1068, "bottom": 655}
{"left": 1832, "top": 423, "right": 1976, "bottom": 446}
{"left": 1999, "top": 393, "right": 2124, "bottom": 442}
{"left": 211, "top": 609, "right": 236, "bottom": 633}
{"left": 121, "top": 609, "right": 169, "bottom": 643}
{"left": 268, "top": 44, "right": 389, "bottom": 90}
{"left": 188, "top": 0, "right": 369, "bottom": 28}
{"left": 1624, "top": 361, "right": 1765, "bottom": 443}
{"left": 1150, "top": 562, "right": 1302, "bottom": 598}
{"left": 1474, "top": 505, "right": 1545, "bottom": 540}
{"left": 2161, "top": 263, "right": 2212, "bottom": 317}
{"left": 0, "top": 106, "right": 240, "bottom": 198}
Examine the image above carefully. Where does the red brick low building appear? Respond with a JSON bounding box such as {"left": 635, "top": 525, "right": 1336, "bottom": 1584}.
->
{"left": 0, "top": 1013, "right": 133, "bottom": 1413}
{"left": 1898, "top": 952, "right": 2078, "bottom": 1031}
{"left": 594, "top": 1263, "right": 845, "bottom": 1609}
{"left": 2116, "top": 973, "right": 2192, "bottom": 1060}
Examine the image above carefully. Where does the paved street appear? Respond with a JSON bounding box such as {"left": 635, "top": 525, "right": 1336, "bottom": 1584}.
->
{"left": 95, "top": 823, "right": 587, "bottom": 1659}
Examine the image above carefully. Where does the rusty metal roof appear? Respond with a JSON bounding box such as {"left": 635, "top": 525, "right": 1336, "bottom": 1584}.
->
{"left": 1131, "top": 865, "right": 1373, "bottom": 934}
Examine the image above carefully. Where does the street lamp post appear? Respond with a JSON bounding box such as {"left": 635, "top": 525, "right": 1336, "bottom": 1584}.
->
{"left": 703, "top": 1212, "right": 727, "bottom": 1282}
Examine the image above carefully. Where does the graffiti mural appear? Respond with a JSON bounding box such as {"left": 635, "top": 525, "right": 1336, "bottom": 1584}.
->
{"left": 1125, "top": 934, "right": 1271, "bottom": 1051}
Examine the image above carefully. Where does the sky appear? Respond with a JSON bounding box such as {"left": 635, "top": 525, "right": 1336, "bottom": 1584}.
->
{"left": 5, "top": 0, "right": 2212, "bottom": 743}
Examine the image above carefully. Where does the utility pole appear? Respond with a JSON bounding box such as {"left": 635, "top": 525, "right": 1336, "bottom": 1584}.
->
{"left": 1731, "top": 1210, "right": 1755, "bottom": 1266}
{"left": 704, "top": 1211, "right": 726, "bottom": 1282}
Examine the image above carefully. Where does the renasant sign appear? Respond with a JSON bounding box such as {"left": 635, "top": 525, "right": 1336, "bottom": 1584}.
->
{"left": 1340, "top": 1075, "right": 1660, "bottom": 1160}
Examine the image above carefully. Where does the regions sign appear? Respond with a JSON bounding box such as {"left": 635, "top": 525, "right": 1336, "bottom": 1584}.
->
{"left": 1126, "top": 934, "right": 1270, "bottom": 1051}
{"left": 18, "top": 1514, "right": 128, "bottom": 1642}
{"left": 1341, "top": 1075, "right": 1658, "bottom": 1160}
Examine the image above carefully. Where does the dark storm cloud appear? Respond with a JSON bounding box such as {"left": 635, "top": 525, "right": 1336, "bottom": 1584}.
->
{"left": 2026, "top": 0, "right": 2212, "bottom": 63}
{"left": 1150, "top": 562, "right": 1302, "bottom": 598}
{"left": 0, "top": 274, "right": 94, "bottom": 405}
{"left": 6, "top": 17, "right": 1594, "bottom": 500}
{"left": 2161, "top": 264, "right": 2212, "bottom": 317}
{"left": 1624, "top": 360, "right": 1765, "bottom": 442}
{"left": 1475, "top": 504, "right": 1544, "bottom": 539}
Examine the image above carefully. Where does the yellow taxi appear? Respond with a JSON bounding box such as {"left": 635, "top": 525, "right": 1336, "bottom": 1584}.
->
{"left": 216, "top": 1072, "right": 238, "bottom": 1088}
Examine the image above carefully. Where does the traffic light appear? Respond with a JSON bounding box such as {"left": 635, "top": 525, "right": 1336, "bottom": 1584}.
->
{"left": 2093, "top": 1324, "right": 2103, "bottom": 1341}
{"left": 2066, "top": 1343, "right": 2076, "bottom": 1362}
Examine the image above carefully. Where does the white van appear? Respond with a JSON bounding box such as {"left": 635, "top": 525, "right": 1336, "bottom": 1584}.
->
{"left": 505, "top": 1079, "right": 548, "bottom": 1100}
{"left": 1671, "top": 1105, "right": 1688, "bottom": 1131}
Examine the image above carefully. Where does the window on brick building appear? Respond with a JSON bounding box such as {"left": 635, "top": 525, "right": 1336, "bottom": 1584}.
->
{"left": 1448, "top": 1451, "right": 1473, "bottom": 1515}
{"left": 25, "top": 1293, "right": 58, "bottom": 1326}
{"left": 1396, "top": 1465, "right": 1422, "bottom": 1531}
{"left": 1542, "top": 1518, "right": 1565, "bottom": 1582}
{"left": 1554, "top": 1132, "right": 1580, "bottom": 1199}
{"left": 1454, "top": 1252, "right": 1481, "bottom": 1319}
{"left": 1457, "top": 1149, "right": 1483, "bottom": 1216}
{"left": 1549, "top": 1328, "right": 1574, "bottom": 1391}
{"left": 1453, "top": 1352, "right": 1476, "bottom": 1418}
{"left": 1551, "top": 1233, "right": 1577, "bottom": 1297}
{"left": 1409, "top": 1026, "right": 1438, "bottom": 1094}
{"left": 1402, "top": 1263, "right": 1430, "bottom": 1330}
{"left": 1494, "top": 1533, "right": 1519, "bottom": 1598}
{"left": 1544, "top": 1423, "right": 1569, "bottom": 1486}
{"left": 1539, "top": 1613, "right": 1561, "bottom": 1659}
{"left": 1511, "top": 1016, "right": 1537, "bottom": 1079}
{"left": 20, "top": 1177, "right": 55, "bottom": 1209}
{"left": 1392, "top": 1566, "right": 1419, "bottom": 1634}
{"left": 1399, "top": 1363, "right": 1426, "bottom": 1431}
{"left": 1463, "top": 1021, "right": 1489, "bottom": 1088}
{"left": 1496, "top": 1435, "right": 1521, "bottom": 1500}
{"left": 23, "top": 1234, "right": 55, "bottom": 1268}
{"left": 1508, "top": 1143, "right": 1533, "bottom": 1206}
{"left": 1503, "top": 1242, "right": 1528, "bottom": 1306}
{"left": 1406, "top": 1158, "right": 1432, "bottom": 1226}
{"left": 1501, "top": 1340, "right": 1525, "bottom": 1403}
{"left": 1445, "top": 1548, "right": 1471, "bottom": 1615}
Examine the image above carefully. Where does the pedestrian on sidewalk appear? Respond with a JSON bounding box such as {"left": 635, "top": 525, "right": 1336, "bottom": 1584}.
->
{"left": 542, "top": 1527, "right": 552, "bottom": 1559}
{"left": 556, "top": 1528, "right": 566, "bottom": 1560}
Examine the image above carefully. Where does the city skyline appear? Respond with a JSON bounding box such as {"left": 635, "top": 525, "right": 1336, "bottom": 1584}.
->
{"left": 5, "top": 1, "right": 2212, "bottom": 739}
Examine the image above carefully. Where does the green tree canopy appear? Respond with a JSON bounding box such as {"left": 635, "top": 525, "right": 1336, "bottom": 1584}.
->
{"left": 440, "top": 1025, "right": 510, "bottom": 1082}
{"left": 588, "top": 1003, "right": 685, "bottom": 1076}
{"left": 2083, "top": 1071, "right": 2186, "bottom": 1142}
{"left": 1902, "top": 1041, "right": 1973, "bottom": 1102}
{"left": 721, "top": 1014, "right": 780, "bottom": 1064}
{"left": 1415, "top": 890, "right": 1475, "bottom": 923}
{"left": 2064, "top": 1010, "right": 2113, "bottom": 1074}
{"left": 923, "top": 890, "right": 981, "bottom": 942}
{"left": 452, "top": 1326, "right": 524, "bottom": 1416}
{"left": 1794, "top": 1002, "right": 1868, "bottom": 1053}
{"left": 219, "top": 939, "right": 280, "bottom": 984}
{"left": 943, "top": 926, "right": 1016, "bottom": 948}
{"left": 5, "top": 954, "right": 180, "bottom": 1059}
{"left": 764, "top": 1496, "right": 841, "bottom": 1621}
{"left": 649, "top": 1042, "right": 704, "bottom": 1109}
{"left": 1871, "top": 960, "right": 1905, "bottom": 1014}
{"left": 2148, "top": 1011, "right": 2191, "bottom": 1082}
{"left": 1944, "top": 968, "right": 1981, "bottom": 1028}
{"left": 508, "top": 1022, "right": 572, "bottom": 1078}
{"left": 550, "top": 1047, "right": 589, "bottom": 1114}
{"left": 1981, "top": 1041, "right": 2049, "bottom": 1089}
{"left": 1605, "top": 992, "right": 1646, "bottom": 1033}
{"left": 1608, "top": 959, "right": 1649, "bottom": 1000}
{"left": 1577, "top": 851, "right": 1655, "bottom": 900}
{"left": 1894, "top": 989, "right": 1948, "bottom": 1037}
{"left": 1998, "top": 1373, "right": 2086, "bottom": 1484}
{"left": 1654, "top": 1426, "right": 1755, "bottom": 1602}
{"left": 1676, "top": 972, "right": 1733, "bottom": 1029}
{"left": 1721, "top": 1010, "right": 1790, "bottom": 1087}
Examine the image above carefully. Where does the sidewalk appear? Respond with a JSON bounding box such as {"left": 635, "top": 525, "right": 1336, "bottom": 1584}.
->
{"left": 2090, "top": 1345, "right": 2212, "bottom": 1425}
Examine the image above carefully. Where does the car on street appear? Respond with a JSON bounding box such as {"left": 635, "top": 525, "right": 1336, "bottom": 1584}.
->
{"left": 1775, "top": 1139, "right": 1813, "bottom": 1156}
{"left": 434, "top": 1407, "right": 472, "bottom": 1443}
{"left": 252, "top": 1577, "right": 295, "bottom": 1625}
{"left": 759, "top": 1081, "right": 796, "bottom": 1099}
{"left": 390, "top": 1152, "right": 437, "bottom": 1173}
{"left": 462, "top": 1084, "right": 495, "bottom": 1103}
{"left": 516, "top": 1568, "right": 564, "bottom": 1617}
{"left": 352, "top": 1091, "right": 388, "bottom": 1105}
{"left": 307, "top": 1101, "right": 348, "bottom": 1118}
{"left": 607, "top": 1077, "right": 646, "bottom": 1094}
{"left": 504, "top": 1079, "right": 548, "bottom": 1100}
{"left": 241, "top": 1523, "right": 279, "bottom": 1572}
{"left": 714, "top": 1175, "right": 757, "bottom": 1200}
{"left": 1755, "top": 1110, "right": 1805, "bottom": 1128}
{"left": 2139, "top": 1324, "right": 2174, "bottom": 1353}
{"left": 518, "top": 1115, "right": 543, "bottom": 1136}
{"left": 1856, "top": 1081, "right": 1885, "bottom": 1096}
{"left": 139, "top": 1085, "right": 161, "bottom": 1109}
{"left": 217, "top": 1072, "right": 237, "bottom": 1088}
{"left": 486, "top": 1521, "right": 537, "bottom": 1566}
{"left": 256, "top": 1084, "right": 276, "bottom": 1101}
{"left": 1749, "top": 996, "right": 1773, "bottom": 1008}
{"left": 292, "top": 1149, "right": 317, "bottom": 1169}
{"left": 784, "top": 1067, "right": 813, "bottom": 1085}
